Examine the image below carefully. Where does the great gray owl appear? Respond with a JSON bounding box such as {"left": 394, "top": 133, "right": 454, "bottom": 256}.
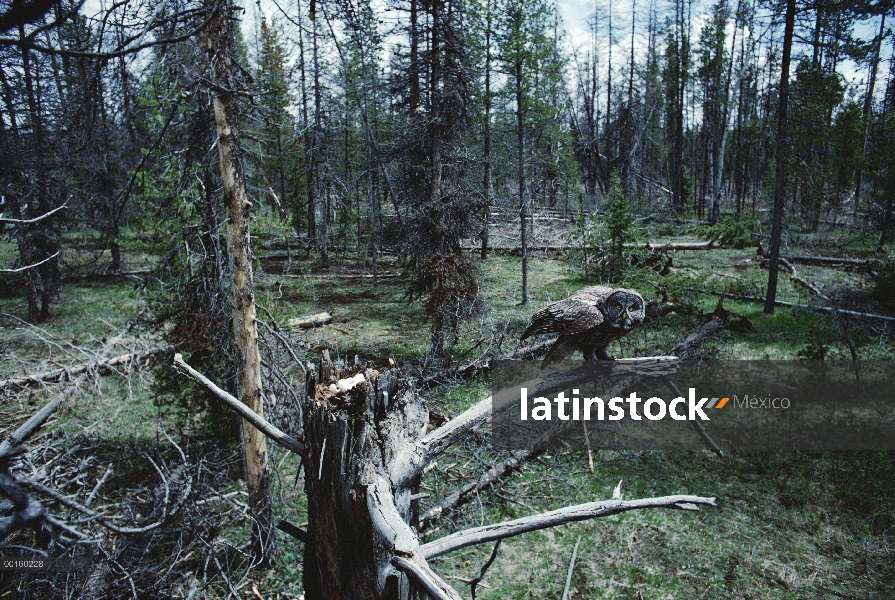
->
{"left": 520, "top": 286, "right": 645, "bottom": 363}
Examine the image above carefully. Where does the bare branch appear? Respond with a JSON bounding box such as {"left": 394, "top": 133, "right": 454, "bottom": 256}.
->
{"left": 171, "top": 353, "right": 305, "bottom": 454}
{"left": 0, "top": 251, "right": 60, "bottom": 274}
{"left": 0, "top": 347, "right": 166, "bottom": 389}
{"left": 561, "top": 536, "right": 581, "bottom": 600}
{"left": 0, "top": 378, "right": 83, "bottom": 458}
{"left": 470, "top": 539, "right": 501, "bottom": 600}
{"left": 274, "top": 519, "right": 308, "bottom": 544}
{"left": 391, "top": 554, "right": 464, "bottom": 600}
{"left": 420, "top": 494, "right": 717, "bottom": 559}
{"left": 418, "top": 448, "right": 537, "bottom": 531}
{"left": 0, "top": 200, "right": 67, "bottom": 224}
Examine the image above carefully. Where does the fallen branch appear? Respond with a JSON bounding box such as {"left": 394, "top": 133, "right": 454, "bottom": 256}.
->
{"left": 0, "top": 376, "right": 85, "bottom": 458}
{"left": 690, "top": 289, "right": 895, "bottom": 323}
{"left": 419, "top": 494, "right": 716, "bottom": 559}
{"left": 418, "top": 448, "right": 537, "bottom": 532}
{"left": 779, "top": 258, "right": 832, "bottom": 303}
{"left": 171, "top": 353, "right": 305, "bottom": 454}
{"left": 667, "top": 317, "right": 726, "bottom": 359}
{"left": 0, "top": 347, "right": 167, "bottom": 389}
{"left": 287, "top": 312, "right": 332, "bottom": 329}
{"left": 461, "top": 241, "right": 713, "bottom": 254}
{"left": 561, "top": 536, "right": 581, "bottom": 600}
{"left": 783, "top": 255, "right": 873, "bottom": 268}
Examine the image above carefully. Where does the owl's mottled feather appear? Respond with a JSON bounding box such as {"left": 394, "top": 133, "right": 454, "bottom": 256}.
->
{"left": 520, "top": 286, "right": 645, "bottom": 364}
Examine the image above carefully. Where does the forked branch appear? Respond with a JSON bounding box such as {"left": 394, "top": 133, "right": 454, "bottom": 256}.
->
{"left": 391, "top": 554, "right": 463, "bottom": 600}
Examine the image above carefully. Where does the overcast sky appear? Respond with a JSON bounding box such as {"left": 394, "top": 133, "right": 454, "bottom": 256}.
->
{"left": 239, "top": 0, "right": 891, "bottom": 100}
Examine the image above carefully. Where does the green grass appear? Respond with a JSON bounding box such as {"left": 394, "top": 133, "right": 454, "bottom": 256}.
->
{"left": 3, "top": 225, "right": 894, "bottom": 599}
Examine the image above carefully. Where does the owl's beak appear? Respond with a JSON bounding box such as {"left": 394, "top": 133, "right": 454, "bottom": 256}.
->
{"left": 622, "top": 315, "right": 635, "bottom": 329}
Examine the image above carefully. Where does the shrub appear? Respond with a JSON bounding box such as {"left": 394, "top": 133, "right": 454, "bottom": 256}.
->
{"left": 697, "top": 214, "right": 758, "bottom": 249}
{"left": 568, "top": 172, "right": 636, "bottom": 282}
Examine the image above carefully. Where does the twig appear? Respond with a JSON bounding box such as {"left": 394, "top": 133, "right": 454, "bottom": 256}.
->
{"left": 0, "top": 251, "right": 61, "bottom": 273}
{"left": 659, "top": 376, "right": 725, "bottom": 458}
{"left": 561, "top": 536, "right": 582, "bottom": 600}
{"left": 470, "top": 539, "right": 501, "bottom": 600}
{"left": 85, "top": 465, "right": 113, "bottom": 508}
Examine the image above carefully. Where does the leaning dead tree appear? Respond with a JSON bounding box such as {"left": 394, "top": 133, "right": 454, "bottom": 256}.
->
{"left": 173, "top": 352, "right": 716, "bottom": 599}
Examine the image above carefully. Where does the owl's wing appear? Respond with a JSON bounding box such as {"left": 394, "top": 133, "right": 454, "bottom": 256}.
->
{"left": 520, "top": 297, "right": 605, "bottom": 340}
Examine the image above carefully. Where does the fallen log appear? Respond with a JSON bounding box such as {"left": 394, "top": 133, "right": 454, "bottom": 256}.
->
{"left": 783, "top": 255, "right": 874, "bottom": 268}
{"left": 461, "top": 241, "right": 713, "bottom": 254}
{"left": 0, "top": 347, "right": 168, "bottom": 390}
{"left": 690, "top": 289, "right": 895, "bottom": 323}
{"left": 287, "top": 312, "right": 332, "bottom": 329}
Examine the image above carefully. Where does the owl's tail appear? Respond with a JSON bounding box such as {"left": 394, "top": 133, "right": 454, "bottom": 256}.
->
{"left": 541, "top": 337, "right": 570, "bottom": 369}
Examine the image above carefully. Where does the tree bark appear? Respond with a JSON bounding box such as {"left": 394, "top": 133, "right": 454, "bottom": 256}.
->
{"left": 312, "top": 14, "right": 328, "bottom": 267}
{"left": 764, "top": 0, "right": 795, "bottom": 314}
{"left": 854, "top": 10, "right": 886, "bottom": 224}
{"left": 516, "top": 58, "right": 528, "bottom": 305}
{"left": 481, "top": 0, "right": 492, "bottom": 260}
{"left": 204, "top": 0, "right": 274, "bottom": 567}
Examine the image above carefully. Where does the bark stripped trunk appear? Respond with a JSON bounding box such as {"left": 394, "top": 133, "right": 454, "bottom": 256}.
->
{"left": 203, "top": 0, "right": 274, "bottom": 566}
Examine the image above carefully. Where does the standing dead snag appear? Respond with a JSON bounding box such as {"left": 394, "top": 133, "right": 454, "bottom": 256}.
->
{"left": 174, "top": 355, "right": 716, "bottom": 599}
{"left": 203, "top": 0, "right": 273, "bottom": 567}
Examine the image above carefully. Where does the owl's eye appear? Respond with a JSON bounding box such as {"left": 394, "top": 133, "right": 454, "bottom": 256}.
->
{"left": 615, "top": 304, "right": 622, "bottom": 311}
{"left": 627, "top": 306, "right": 634, "bottom": 312}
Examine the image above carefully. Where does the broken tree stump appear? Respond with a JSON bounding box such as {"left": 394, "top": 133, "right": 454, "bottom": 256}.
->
{"left": 174, "top": 353, "right": 716, "bottom": 600}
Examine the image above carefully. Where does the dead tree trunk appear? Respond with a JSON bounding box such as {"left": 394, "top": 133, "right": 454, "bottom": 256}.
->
{"left": 203, "top": 0, "right": 274, "bottom": 567}
{"left": 175, "top": 354, "right": 716, "bottom": 600}
{"left": 763, "top": 0, "right": 795, "bottom": 314}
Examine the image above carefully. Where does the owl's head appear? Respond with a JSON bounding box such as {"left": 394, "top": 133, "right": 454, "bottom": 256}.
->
{"left": 603, "top": 290, "right": 645, "bottom": 330}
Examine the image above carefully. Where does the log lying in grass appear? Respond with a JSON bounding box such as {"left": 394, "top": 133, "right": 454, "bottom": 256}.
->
{"left": 0, "top": 347, "right": 168, "bottom": 390}
{"left": 287, "top": 312, "right": 332, "bottom": 329}
{"left": 462, "top": 241, "right": 713, "bottom": 255}
{"left": 783, "top": 255, "right": 874, "bottom": 268}
{"left": 692, "top": 289, "right": 895, "bottom": 323}
{"left": 628, "top": 241, "right": 714, "bottom": 250}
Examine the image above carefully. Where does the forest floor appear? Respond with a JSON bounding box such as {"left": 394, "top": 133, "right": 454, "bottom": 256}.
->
{"left": 1, "top": 221, "right": 894, "bottom": 599}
